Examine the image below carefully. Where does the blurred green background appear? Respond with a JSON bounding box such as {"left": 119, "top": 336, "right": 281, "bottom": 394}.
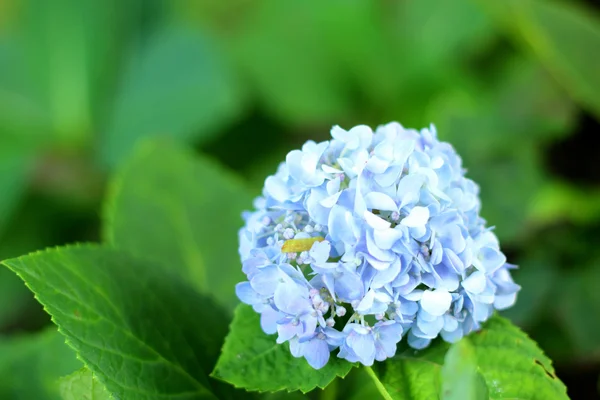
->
{"left": 0, "top": 0, "right": 599, "bottom": 398}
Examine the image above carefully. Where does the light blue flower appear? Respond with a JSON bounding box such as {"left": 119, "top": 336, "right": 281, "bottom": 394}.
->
{"left": 237, "top": 121, "right": 519, "bottom": 369}
{"left": 290, "top": 327, "right": 345, "bottom": 369}
{"left": 338, "top": 323, "right": 376, "bottom": 366}
{"left": 374, "top": 321, "right": 403, "bottom": 361}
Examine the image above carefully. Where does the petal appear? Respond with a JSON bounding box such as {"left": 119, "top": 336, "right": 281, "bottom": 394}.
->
{"left": 372, "top": 259, "right": 401, "bottom": 289}
{"left": 440, "top": 225, "right": 466, "bottom": 254}
{"left": 306, "top": 188, "right": 330, "bottom": 225}
{"left": 443, "top": 314, "right": 459, "bottom": 332}
{"left": 260, "top": 308, "right": 281, "bottom": 335}
{"left": 407, "top": 329, "right": 431, "bottom": 349}
{"left": 366, "top": 230, "right": 396, "bottom": 262}
{"left": 303, "top": 338, "right": 331, "bottom": 369}
{"left": 494, "top": 292, "right": 517, "bottom": 310}
{"left": 286, "top": 150, "right": 306, "bottom": 181}
{"left": 355, "top": 290, "right": 375, "bottom": 313}
{"left": 329, "top": 205, "right": 356, "bottom": 245}
{"left": 462, "top": 271, "right": 487, "bottom": 294}
{"left": 401, "top": 206, "right": 430, "bottom": 228}
{"left": 478, "top": 247, "right": 507, "bottom": 273}
{"left": 440, "top": 327, "right": 464, "bottom": 343}
{"left": 310, "top": 240, "right": 331, "bottom": 265}
{"left": 289, "top": 337, "right": 303, "bottom": 357}
{"left": 416, "top": 315, "right": 444, "bottom": 337}
{"left": 277, "top": 322, "right": 303, "bottom": 343}
{"left": 346, "top": 330, "right": 376, "bottom": 366}
{"left": 374, "top": 166, "right": 402, "bottom": 187}
{"left": 364, "top": 192, "right": 398, "bottom": 212}
{"left": 420, "top": 290, "right": 452, "bottom": 316}
{"left": 364, "top": 211, "right": 391, "bottom": 230}
{"left": 373, "top": 227, "right": 405, "bottom": 250}
{"left": 236, "top": 282, "right": 262, "bottom": 305}
{"left": 365, "top": 156, "right": 390, "bottom": 174}
{"left": 250, "top": 266, "right": 282, "bottom": 295}
{"left": 334, "top": 270, "right": 364, "bottom": 301}
{"left": 320, "top": 191, "right": 343, "bottom": 208}
{"left": 264, "top": 175, "right": 290, "bottom": 203}
{"left": 324, "top": 328, "right": 346, "bottom": 348}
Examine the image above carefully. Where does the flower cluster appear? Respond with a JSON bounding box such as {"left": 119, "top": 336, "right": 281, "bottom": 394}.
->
{"left": 236, "top": 123, "right": 520, "bottom": 369}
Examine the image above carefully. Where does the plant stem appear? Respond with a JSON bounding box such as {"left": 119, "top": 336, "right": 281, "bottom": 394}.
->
{"left": 320, "top": 377, "right": 338, "bottom": 400}
{"left": 364, "top": 366, "right": 394, "bottom": 400}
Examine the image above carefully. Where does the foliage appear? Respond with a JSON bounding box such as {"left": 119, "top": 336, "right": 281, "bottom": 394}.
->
{"left": 0, "top": 0, "right": 599, "bottom": 398}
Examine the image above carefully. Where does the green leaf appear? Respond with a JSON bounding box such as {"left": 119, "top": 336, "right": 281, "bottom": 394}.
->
{"left": 104, "top": 140, "right": 253, "bottom": 311}
{"left": 441, "top": 341, "right": 488, "bottom": 400}
{"left": 338, "top": 368, "right": 381, "bottom": 400}
{"left": 230, "top": 0, "right": 351, "bottom": 123}
{"left": 467, "top": 317, "right": 567, "bottom": 399}
{"left": 212, "top": 304, "right": 354, "bottom": 393}
{"left": 365, "top": 359, "right": 441, "bottom": 400}
{"left": 366, "top": 316, "right": 568, "bottom": 400}
{"left": 0, "top": 328, "right": 82, "bottom": 400}
{"left": 3, "top": 244, "right": 230, "bottom": 400}
{"left": 101, "top": 26, "right": 243, "bottom": 167}
{"left": 15, "top": 0, "right": 96, "bottom": 142}
{"left": 59, "top": 368, "right": 111, "bottom": 400}
{"left": 479, "top": 0, "right": 600, "bottom": 117}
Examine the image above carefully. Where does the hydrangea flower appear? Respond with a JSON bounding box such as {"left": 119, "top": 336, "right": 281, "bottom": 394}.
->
{"left": 236, "top": 122, "right": 520, "bottom": 369}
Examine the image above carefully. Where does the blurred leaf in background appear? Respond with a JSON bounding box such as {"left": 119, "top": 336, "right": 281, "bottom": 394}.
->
{"left": 101, "top": 25, "right": 244, "bottom": 167}
{"left": 0, "top": 328, "right": 81, "bottom": 400}
{"left": 105, "top": 141, "right": 253, "bottom": 310}
{"left": 477, "top": 0, "right": 600, "bottom": 117}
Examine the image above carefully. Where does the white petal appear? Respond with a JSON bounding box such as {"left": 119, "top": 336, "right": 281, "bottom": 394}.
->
{"left": 364, "top": 211, "right": 391, "bottom": 230}
{"left": 401, "top": 206, "right": 430, "bottom": 228}
{"left": 420, "top": 290, "right": 452, "bottom": 316}
{"left": 364, "top": 192, "right": 398, "bottom": 212}
{"left": 462, "top": 271, "right": 486, "bottom": 294}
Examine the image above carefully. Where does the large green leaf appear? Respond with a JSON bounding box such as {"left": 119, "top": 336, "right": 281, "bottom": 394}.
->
{"left": 3, "top": 245, "right": 230, "bottom": 400}
{"left": 104, "top": 140, "right": 253, "bottom": 310}
{"left": 477, "top": 0, "right": 600, "bottom": 117}
{"left": 101, "top": 26, "right": 243, "bottom": 167}
{"left": 212, "top": 304, "right": 354, "bottom": 393}
{"left": 441, "top": 341, "right": 488, "bottom": 400}
{"left": 366, "top": 316, "right": 568, "bottom": 400}
{"left": 0, "top": 328, "right": 82, "bottom": 399}
{"left": 59, "top": 368, "right": 111, "bottom": 400}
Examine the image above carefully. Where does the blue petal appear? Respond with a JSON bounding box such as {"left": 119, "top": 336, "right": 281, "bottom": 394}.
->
{"left": 250, "top": 266, "right": 282, "bottom": 295}
{"left": 303, "top": 338, "right": 330, "bottom": 369}
{"left": 407, "top": 329, "right": 431, "bottom": 349}
{"left": 260, "top": 308, "right": 281, "bottom": 334}
{"left": 236, "top": 282, "right": 262, "bottom": 305}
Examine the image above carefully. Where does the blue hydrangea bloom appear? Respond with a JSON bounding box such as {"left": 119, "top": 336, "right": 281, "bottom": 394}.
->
{"left": 236, "top": 122, "right": 520, "bottom": 369}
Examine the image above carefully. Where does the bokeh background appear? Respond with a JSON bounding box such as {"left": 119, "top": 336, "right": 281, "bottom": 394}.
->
{"left": 0, "top": 0, "right": 599, "bottom": 398}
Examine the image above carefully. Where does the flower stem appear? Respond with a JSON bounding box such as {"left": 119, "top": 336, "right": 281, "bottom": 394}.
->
{"left": 364, "top": 366, "right": 394, "bottom": 400}
{"left": 320, "top": 377, "right": 338, "bottom": 400}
